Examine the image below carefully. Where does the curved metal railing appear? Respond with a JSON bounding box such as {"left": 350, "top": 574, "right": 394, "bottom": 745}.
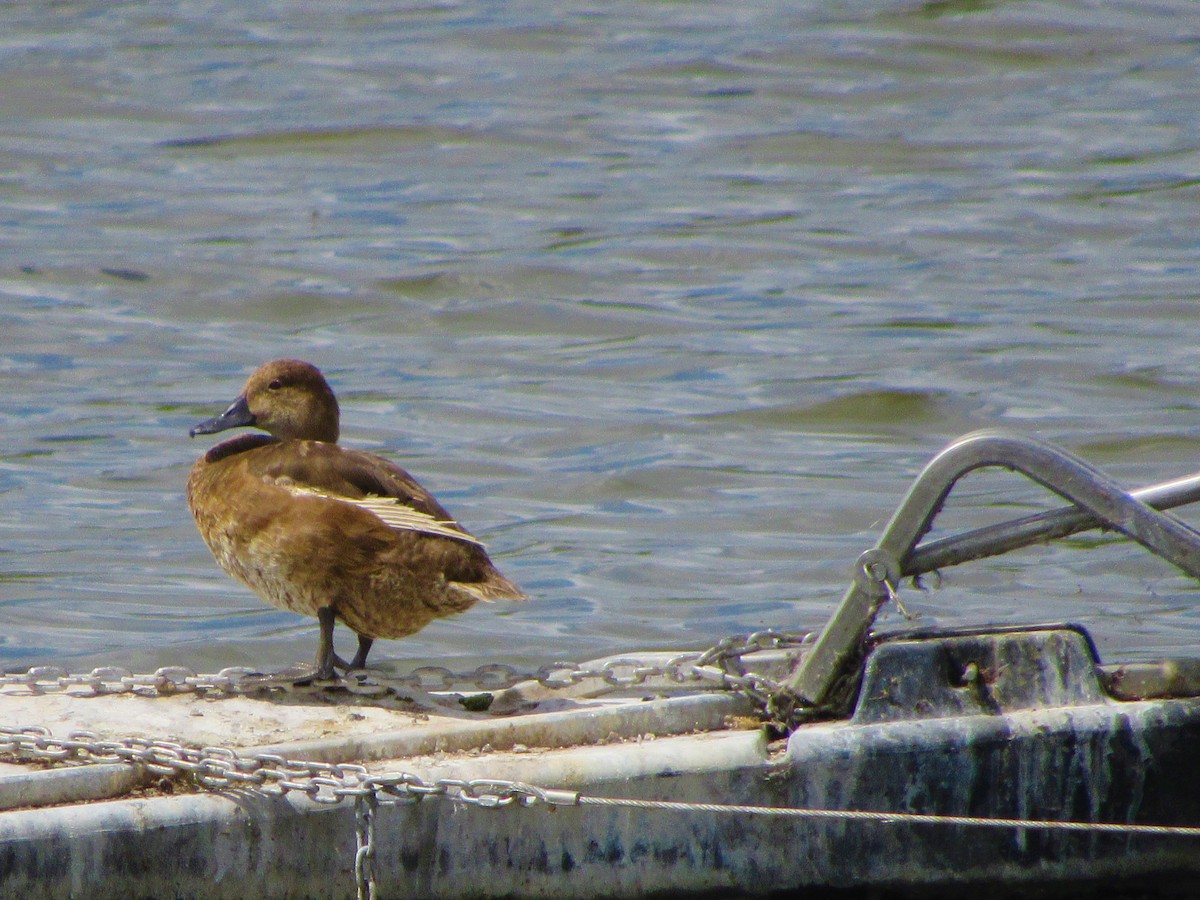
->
{"left": 775, "top": 430, "right": 1200, "bottom": 723}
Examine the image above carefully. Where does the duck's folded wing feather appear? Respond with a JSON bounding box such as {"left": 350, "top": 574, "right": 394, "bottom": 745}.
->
{"left": 283, "top": 485, "right": 485, "bottom": 547}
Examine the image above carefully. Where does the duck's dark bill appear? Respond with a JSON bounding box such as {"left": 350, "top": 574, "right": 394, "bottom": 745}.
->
{"left": 190, "top": 395, "right": 256, "bottom": 437}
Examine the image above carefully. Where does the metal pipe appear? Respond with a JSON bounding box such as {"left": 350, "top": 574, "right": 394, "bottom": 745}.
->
{"left": 906, "top": 472, "right": 1200, "bottom": 576}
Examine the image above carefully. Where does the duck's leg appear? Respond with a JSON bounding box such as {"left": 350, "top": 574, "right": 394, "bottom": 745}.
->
{"left": 348, "top": 634, "right": 374, "bottom": 671}
{"left": 315, "top": 607, "right": 341, "bottom": 679}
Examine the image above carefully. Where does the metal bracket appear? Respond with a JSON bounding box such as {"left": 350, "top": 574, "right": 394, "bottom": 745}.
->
{"left": 774, "top": 430, "right": 1200, "bottom": 725}
{"left": 854, "top": 548, "right": 902, "bottom": 598}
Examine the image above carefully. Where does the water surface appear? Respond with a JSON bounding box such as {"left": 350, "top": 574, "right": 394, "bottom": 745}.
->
{"left": 2, "top": 0, "right": 1200, "bottom": 677}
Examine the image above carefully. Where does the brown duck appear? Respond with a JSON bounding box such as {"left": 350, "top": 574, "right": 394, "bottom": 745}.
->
{"left": 186, "top": 359, "right": 526, "bottom": 679}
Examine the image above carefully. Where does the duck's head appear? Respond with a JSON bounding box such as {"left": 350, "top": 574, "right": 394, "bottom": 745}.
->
{"left": 190, "top": 359, "right": 340, "bottom": 443}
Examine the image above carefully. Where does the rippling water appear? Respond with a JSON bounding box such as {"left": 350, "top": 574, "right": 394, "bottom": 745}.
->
{"left": 2, "top": 0, "right": 1200, "bottom": 678}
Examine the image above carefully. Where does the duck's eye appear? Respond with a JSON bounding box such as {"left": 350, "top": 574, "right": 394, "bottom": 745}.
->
{"left": 268, "top": 379, "right": 283, "bottom": 391}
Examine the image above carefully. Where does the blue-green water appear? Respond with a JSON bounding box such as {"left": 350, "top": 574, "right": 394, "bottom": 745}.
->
{"left": 2, "top": 0, "right": 1200, "bottom": 676}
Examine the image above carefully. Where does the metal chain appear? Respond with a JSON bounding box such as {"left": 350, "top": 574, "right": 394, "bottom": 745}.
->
{"left": 689, "top": 630, "right": 808, "bottom": 709}
{"left": 6, "top": 724, "right": 1198, "bottom": 840}
{"left": 0, "top": 630, "right": 807, "bottom": 898}
{"left": 354, "top": 793, "right": 377, "bottom": 900}
{"left": 6, "top": 722, "right": 1200, "bottom": 900}
{"left": 0, "top": 629, "right": 813, "bottom": 714}
{"left": 0, "top": 726, "right": 562, "bottom": 811}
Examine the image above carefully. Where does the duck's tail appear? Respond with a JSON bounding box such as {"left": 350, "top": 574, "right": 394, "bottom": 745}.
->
{"left": 451, "top": 567, "right": 528, "bottom": 603}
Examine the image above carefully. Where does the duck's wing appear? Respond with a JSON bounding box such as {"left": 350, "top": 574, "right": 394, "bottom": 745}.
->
{"left": 257, "top": 443, "right": 484, "bottom": 547}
